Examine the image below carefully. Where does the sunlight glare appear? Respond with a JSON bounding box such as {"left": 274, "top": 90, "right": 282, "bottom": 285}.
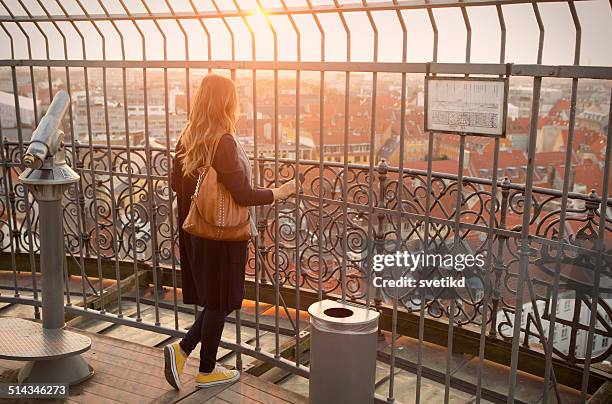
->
{"left": 248, "top": 6, "right": 269, "bottom": 28}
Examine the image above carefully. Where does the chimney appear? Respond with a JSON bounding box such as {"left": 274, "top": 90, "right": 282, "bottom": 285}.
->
{"left": 546, "top": 165, "right": 555, "bottom": 186}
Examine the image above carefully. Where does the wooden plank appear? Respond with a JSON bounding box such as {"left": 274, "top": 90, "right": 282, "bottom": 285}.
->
{"left": 84, "top": 332, "right": 307, "bottom": 403}
{"left": 0, "top": 398, "right": 64, "bottom": 404}
{"left": 81, "top": 350, "right": 166, "bottom": 379}
{"left": 65, "top": 390, "right": 117, "bottom": 404}
{"left": 245, "top": 333, "right": 309, "bottom": 377}
{"left": 0, "top": 304, "right": 37, "bottom": 319}
{"left": 84, "top": 356, "right": 170, "bottom": 390}
{"left": 155, "top": 376, "right": 199, "bottom": 404}
{"left": 69, "top": 379, "right": 148, "bottom": 404}
{"left": 67, "top": 316, "right": 118, "bottom": 335}
{"left": 71, "top": 347, "right": 188, "bottom": 403}
{"left": 220, "top": 385, "right": 265, "bottom": 404}
{"left": 380, "top": 334, "right": 472, "bottom": 377}
{"left": 0, "top": 253, "right": 148, "bottom": 282}
{"left": 76, "top": 330, "right": 199, "bottom": 372}
{"left": 78, "top": 330, "right": 167, "bottom": 357}
{"left": 154, "top": 335, "right": 176, "bottom": 348}
{"left": 67, "top": 273, "right": 144, "bottom": 322}
{"left": 587, "top": 381, "right": 612, "bottom": 404}
{"left": 67, "top": 306, "right": 139, "bottom": 335}
{"left": 537, "top": 384, "right": 583, "bottom": 404}
{"left": 101, "top": 324, "right": 169, "bottom": 347}
{"left": 79, "top": 335, "right": 206, "bottom": 402}
{"left": 5, "top": 338, "right": 210, "bottom": 403}
{"left": 179, "top": 396, "right": 230, "bottom": 404}
{"left": 275, "top": 374, "right": 310, "bottom": 399}
{"left": 73, "top": 376, "right": 159, "bottom": 402}
{"left": 240, "top": 373, "right": 307, "bottom": 404}
{"left": 228, "top": 379, "right": 291, "bottom": 404}
{"left": 0, "top": 327, "right": 307, "bottom": 404}
{"left": 81, "top": 340, "right": 200, "bottom": 378}
{"left": 83, "top": 328, "right": 220, "bottom": 376}
{"left": 172, "top": 383, "right": 234, "bottom": 404}
{"left": 77, "top": 357, "right": 170, "bottom": 397}
{"left": 101, "top": 307, "right": 171, "bottom": 347}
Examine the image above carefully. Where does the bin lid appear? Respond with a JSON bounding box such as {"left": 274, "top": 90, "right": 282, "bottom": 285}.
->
{"left": 308, "top": 300, "right": 379, "bottom": 333}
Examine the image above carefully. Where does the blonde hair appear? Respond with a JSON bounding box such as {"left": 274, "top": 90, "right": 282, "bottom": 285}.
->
{"left": 178, "top": 74, "right": 239, "bottom": 176}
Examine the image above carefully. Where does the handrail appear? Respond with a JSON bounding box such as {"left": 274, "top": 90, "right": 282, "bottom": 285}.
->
{"left": 5, "top": 140, "right": 611, "bottom": 206}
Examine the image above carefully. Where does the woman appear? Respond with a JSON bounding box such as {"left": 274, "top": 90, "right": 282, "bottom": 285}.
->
{"left": 165, "top": 74, "right": 295, "bottom": 390}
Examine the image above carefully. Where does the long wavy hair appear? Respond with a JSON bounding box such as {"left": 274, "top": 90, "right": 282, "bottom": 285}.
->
{"left": 178, "top": 74, "right": 239, "bottom": 177}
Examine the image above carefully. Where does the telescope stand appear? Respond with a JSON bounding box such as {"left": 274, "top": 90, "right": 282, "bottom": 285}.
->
{"left": 0, "top": 152, "right": 93, "bottom": 385}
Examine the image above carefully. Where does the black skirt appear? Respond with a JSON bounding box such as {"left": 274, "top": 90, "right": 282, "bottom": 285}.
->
{"left": 182, "top": 232, "right": 248, "bottom": 311}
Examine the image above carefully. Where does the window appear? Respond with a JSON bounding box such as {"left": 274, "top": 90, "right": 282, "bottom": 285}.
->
{"left": 602, "top": 337, "right": 609, "bottom": 349}
{"left": 564, "top": 299, "right": 571, "bottom": 311}
{"left": 561, "top": 326, "right": 568, "bottom": 340}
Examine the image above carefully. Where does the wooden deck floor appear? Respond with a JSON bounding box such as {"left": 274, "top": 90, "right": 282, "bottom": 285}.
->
{"left": 0, "top": 273, "right": 595, "bottom": 403}
{"left": 0, "top": 329, "right": 307, "bottom": 404}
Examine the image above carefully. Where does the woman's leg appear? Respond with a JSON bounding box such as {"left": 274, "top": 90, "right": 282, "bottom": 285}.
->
{"left": 165, "top": 309, "right": 204, "bottom": 389}
{"left": 198, "top": 308, "right": 229, "bottom": 373}
{"left": 179, "top": 308, "right": 205, "bottom": 356}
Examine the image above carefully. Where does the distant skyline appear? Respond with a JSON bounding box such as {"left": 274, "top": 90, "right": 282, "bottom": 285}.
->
{"left": 0, "top": 0, "right": 611, "bottom": 66}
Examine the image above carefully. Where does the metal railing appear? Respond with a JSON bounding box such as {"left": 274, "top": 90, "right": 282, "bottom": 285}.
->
{"left": 0, "top": 0, "right": 611, "bottom": 403}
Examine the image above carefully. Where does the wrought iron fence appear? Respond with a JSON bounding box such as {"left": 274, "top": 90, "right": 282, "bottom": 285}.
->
{"left": 0, "top": 0, "right": 611, "bottom": 403}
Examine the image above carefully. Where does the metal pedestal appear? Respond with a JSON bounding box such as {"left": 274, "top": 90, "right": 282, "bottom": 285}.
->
{"left": 19, "top": 357, "right": 93, "bottom": 385}
{"left": 7, "top": 90, "right": 93, "bottom": 386}
{"left": 0, "top": 318, "right": 93, "bottom": 385}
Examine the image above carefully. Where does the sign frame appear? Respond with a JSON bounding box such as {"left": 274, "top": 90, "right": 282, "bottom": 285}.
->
{"left": 424, "top": 76, "right": 509, "bottom": 138}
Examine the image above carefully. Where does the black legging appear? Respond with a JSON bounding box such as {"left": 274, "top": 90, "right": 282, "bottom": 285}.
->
{"left": 179, "top": 308, "right": 230, "bottom": 373}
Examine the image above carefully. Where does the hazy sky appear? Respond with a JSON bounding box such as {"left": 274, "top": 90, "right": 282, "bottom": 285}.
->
{"left": 0, "top": 0, "right": 611, "bottom": 66}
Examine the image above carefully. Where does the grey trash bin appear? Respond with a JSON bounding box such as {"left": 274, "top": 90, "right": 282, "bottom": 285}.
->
{"left": 308, "top": 299, "right": 380, "bottom": 404}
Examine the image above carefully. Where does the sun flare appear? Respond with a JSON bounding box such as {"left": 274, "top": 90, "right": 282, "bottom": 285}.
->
{"left": 248, "top": 6, "right": 269, "bottom": 27}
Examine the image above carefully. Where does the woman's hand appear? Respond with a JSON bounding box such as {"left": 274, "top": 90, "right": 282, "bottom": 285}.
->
{"left": 272, "top": 179, "right": 297, "bottom": 201}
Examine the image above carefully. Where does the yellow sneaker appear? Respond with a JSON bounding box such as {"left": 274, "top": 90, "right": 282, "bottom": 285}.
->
{"left": 195, "top": 364, "right": 240, "bottom": 388}
{"left": 164, "top": 342, "right": 187, "bottom": 390}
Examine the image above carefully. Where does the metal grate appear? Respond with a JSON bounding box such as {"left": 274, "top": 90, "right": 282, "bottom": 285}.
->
{"left": 0, "top": 318, "right": 91, "bottom": 361}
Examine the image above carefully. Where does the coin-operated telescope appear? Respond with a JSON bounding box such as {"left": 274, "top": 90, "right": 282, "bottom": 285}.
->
{"left": 19, "top": 90, "right": 80, "bottom": 197}
{"left": 14, "top": 90, "right": 92, "bottom": 385}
